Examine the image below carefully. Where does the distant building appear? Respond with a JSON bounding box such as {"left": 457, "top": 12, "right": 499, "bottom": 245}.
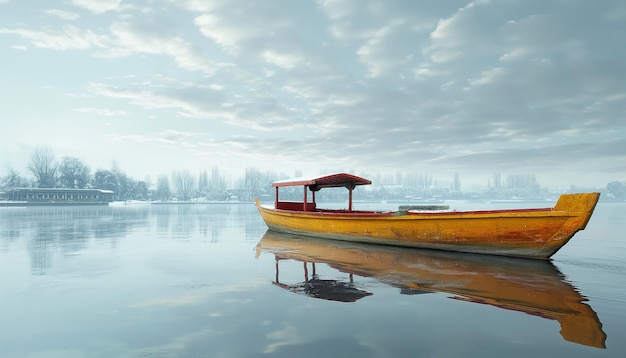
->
{"left": 2, "top": 188, "right": 114, "bottom": 205}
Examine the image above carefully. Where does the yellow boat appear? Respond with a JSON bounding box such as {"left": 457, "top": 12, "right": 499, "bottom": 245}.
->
{"left": 255, "top": 173, "right": 600, "bottom": 259}
{"left": 256, "top": 231, "right": 607, "bottom": 348}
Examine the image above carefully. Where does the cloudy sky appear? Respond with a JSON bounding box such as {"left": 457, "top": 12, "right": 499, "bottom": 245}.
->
{"left": 1, "top": 0, "right": 625, "bottom": 188}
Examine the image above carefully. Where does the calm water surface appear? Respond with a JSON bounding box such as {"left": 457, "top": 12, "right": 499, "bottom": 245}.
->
{"left": 1, "top": 201, "right": 624, "bottom": 358}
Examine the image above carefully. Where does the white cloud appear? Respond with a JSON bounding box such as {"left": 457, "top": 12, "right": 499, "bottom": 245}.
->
{"left": 75, "top": 107, "right": 130, "bottom": 116}
{"left": 468, "top": 67, "right": 504, "bottom": 86}
{"left": 194, "top": 13, "right": 247, "bottom": 55}
{"left": 44, "top": 9, "right": 80, "bottom": 20}
{"left": 71, "top": 0, "right": 125, "bottom": 14}
{"left": 499, "top": 48, "right": 529, "bottom": 62}
{"left": 109, "top": 129, "right": 200, "bottom": 146}
{"left": 193, "top": 8, "right": 294, "bottom": 57}
{"left": 0, "top": 25, "right": 108, "bottom": 50}
{"left": 262, "top": 50, "right": 301, "bottom": 69}
{"left": 356, "top": 21, "right": 421, "bottom": 78}
{"left": 86, "top": 83, "right": 212, "bottom": 119}
{"left": 427, "top": 1, "right": 497, "bottom": 63}
{"left": 99, "top": 21, "right": 217, "bottom": 75}
{"left": 176, "top": 0, "right": 225, "bottom": 12}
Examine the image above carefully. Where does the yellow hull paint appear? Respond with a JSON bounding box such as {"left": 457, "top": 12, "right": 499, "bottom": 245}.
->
{"left": 255, "top": 192, "right": 600, "bottom": 259}
{"left": 256, "top": 231, "right": 606, "bottom": 348}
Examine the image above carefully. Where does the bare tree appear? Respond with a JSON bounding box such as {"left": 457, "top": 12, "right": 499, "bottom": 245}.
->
{"left": 58, "top": 157, "right": 91, "bottom": 188}
{"left": 155, "top": 175, "right": 171, "bottom": 202}
{"left": 198, "top": 170, "right": 209, "bottom": 193}
{"left": 28, "top": 146, "right": 58, "bottom": 188}
{"left": 417, "top": 173, "right": 433, "bottom": 191}
{"left": 452, "top": 173, "right": 462, "bottom": 192}
{"left": 114, "top": 170, "right": 132, "bottom": 201}
{"left": 173, "top": 170, "right": 195, "bottom": 201}
{"left": 244, "top": 167, "right": 264, "bottom": 201}
{"left": 210, "top": 166, "right": 227, "bottom": 193}
{"left": 491, "top": 172, "right": 502, "bottom": 189}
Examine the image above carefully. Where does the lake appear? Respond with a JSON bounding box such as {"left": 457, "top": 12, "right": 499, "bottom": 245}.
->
{"left": 1, "top": 201, "right": 624, "bottom": 358}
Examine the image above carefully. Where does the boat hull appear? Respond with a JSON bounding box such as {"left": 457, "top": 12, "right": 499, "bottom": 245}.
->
{"left": 255, "top": 193, "right": 600, "bottom": 259}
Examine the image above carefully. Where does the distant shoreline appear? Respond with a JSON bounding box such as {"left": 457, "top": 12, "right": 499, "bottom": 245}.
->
{"left": 0, "top": 201, "right": 109, "bottom": 207}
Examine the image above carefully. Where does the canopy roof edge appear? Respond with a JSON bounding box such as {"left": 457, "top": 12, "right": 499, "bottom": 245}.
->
{"left": 271, "top": 173, "right": 372, "bottom": 189}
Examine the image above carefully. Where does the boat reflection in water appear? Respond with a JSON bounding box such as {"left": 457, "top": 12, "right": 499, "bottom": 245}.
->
{"left": 255, "top": 230, "right": 606, "bottom": 349}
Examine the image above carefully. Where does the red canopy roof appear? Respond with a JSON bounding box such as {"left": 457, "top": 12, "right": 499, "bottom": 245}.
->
{"left": 272, "top": 173, "right": 372, "bottom": 189}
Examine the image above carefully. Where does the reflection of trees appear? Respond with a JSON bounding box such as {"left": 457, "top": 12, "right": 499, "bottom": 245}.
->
{"left": 1, "top": 207, "right": 149, "bottom": 275}
{"left": 59, "top": 219, "right": 89, "bottom": 254}
{"left": 174, "top": 205, "right": 194, "bottom": 239}
{"left": 151, "top": 203, "right": 262, "bottom": 243}
{"left": 244, "top": 205, "right": 266, "bottom": 241}
{"left": 29, "top": 221, "right": 55, "bottom": 275}
{"left": 154, "top": 205, "right": 172, "bottom": 233}
{"left": 0, "top": 225, "right": 20, "bottom": 246}
{"left": 1, "top": 203, "right": 265, "bottom": 275}
{"left": 95, "top": 209, "right": 150, "bottom": 249}
{"left": 172, "top": 205, "right": 230, "bottom": 242}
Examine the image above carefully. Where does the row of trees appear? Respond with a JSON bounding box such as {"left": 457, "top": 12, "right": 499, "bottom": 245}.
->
{"left": 2, "top": 148, "right": 93, "bottom": 189}
{"left": 4, "top": 146, "right": 626, "bottom": 202}
{"left": 0, "top": 147, "right": 274, "bottom": 202}
{"left": 153, "top": 167, "right": 278, "bottom": 202}
{"left": 152, "top": 168, "right": 229, "bottom": 202}
{"left": 1, "top": 147, "right": 150, "bottom": 201}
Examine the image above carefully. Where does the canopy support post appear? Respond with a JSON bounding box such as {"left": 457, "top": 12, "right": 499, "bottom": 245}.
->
{"left": 348, "top": 187, "right": 353, "bottom": 212}
{"left": 303, "top": 185, "right": 307, "bottom": 211}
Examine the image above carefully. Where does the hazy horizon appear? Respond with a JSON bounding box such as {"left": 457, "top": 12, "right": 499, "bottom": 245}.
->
{"left": 0, "top": 149, "right": 611, "bottom": 193}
